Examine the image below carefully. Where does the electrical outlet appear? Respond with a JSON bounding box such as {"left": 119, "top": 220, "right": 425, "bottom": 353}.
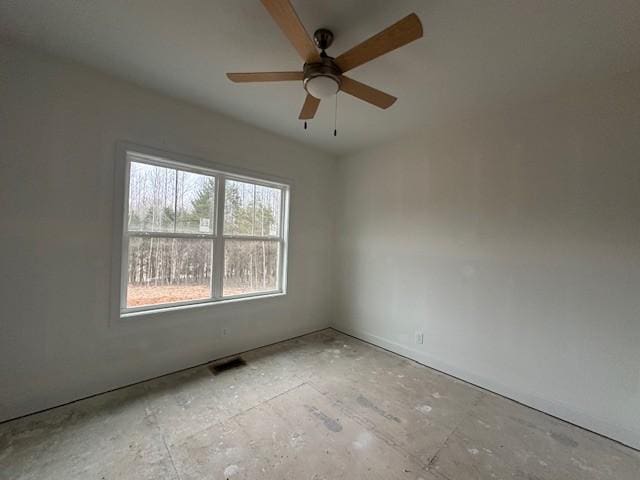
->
{"left": 415, "top": 331, "right": 424, "bottom": 344}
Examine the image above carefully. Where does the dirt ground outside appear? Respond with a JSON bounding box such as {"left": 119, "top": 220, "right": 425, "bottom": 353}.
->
{"left": 127, "top": 284, "right": 272, "bottom": 307}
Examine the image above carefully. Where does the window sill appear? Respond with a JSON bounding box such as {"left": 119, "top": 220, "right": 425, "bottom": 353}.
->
{"left": 120, "top": 291, "right": 286, "bottom": 319}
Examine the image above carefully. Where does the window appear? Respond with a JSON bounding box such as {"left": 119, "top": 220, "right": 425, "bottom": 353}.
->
{"left": 121, "top": 150, "right": 289, "bottom": 314}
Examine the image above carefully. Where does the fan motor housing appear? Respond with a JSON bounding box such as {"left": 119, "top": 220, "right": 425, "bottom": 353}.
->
{"left": 303, "top": 55, "right": 342, "bottom": 92}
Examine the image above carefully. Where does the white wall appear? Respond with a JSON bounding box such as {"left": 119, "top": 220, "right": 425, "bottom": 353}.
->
{"left": 0, "top": 43, "right": 336, "bottom": 421}
{"left": 334, "top": 71, "right": 640, "bottom": 449}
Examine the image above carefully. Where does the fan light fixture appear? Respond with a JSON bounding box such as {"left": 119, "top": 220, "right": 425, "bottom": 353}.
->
{"left": 304, "top": 75, "right": 339, "bottom": 99}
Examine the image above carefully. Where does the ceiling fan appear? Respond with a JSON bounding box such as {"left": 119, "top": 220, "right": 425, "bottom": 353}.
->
{"left": 226, "top": 0, "right": 423, "bottom": 123}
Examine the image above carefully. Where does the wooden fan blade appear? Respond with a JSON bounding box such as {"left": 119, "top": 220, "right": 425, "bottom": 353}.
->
{"left": 335, "top": 13, "right": 423, "bottom": 73}
{"left": 339, "top": 76, "right": 397, "bottom": 109}
{"left": 299, "top": 94, "right": 320, "bottom": 119}
{"left": 261, "top": 0, "right": 319, "bottom": 62}
{"left": 226, "top": 72, "right": 303, "bottom": 83}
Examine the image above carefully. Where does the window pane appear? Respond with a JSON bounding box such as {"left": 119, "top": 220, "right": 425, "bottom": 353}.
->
{"left": 255, "top": 184, "right": 281, "bottom": 236}
{"left": 223, "top": 240, "right": 279, "bottom": 297}
{"left": 224, "top": 179, "right": 281, "bottom": 236}
{"left": 176, "top": 171, "right": 215, "bottom": 234}
{"left": 128, "top": 161, "right": 176, "bottom": 232}
{"left": 127, "top": 237, "right": 212, "bottom": 308}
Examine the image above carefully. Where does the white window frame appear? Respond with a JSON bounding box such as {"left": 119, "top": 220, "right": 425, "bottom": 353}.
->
{"left": 114, "top": 144, "right": 290, "bottom": 318}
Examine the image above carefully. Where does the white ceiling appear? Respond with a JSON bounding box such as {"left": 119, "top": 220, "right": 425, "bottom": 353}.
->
{"left": 2, "top": 0, "right": 640, "bottom": 155}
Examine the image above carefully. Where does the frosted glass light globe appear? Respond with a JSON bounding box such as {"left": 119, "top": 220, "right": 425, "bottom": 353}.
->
{"left": 305, "top": 75, "right": 339, "bottom": 99}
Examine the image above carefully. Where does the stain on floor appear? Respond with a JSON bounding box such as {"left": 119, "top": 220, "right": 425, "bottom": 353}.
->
{"left": 549, "top": 431, "right": 579, "bottom": 448}
{"left": 305, "top": 405, "right": 343, "bottom": 432}
{"left": 356, "top": 394, "right": 402, "bottom": 423}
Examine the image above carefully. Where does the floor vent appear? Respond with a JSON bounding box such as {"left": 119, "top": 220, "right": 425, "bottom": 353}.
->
{"left": 208, "top": 357, "right": 247, "bottom": 375}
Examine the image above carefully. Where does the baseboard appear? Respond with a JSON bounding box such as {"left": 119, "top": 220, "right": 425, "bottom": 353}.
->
{"left": 331, "top": 324, "right": 640, "bottom": 451}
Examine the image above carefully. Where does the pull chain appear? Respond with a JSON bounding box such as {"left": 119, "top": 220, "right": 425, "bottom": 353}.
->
{"left": 304, "top": 121, "right": 307, "bottom": 130}
{"left": 333, "top": 93, "right": 338, "bottom": 136}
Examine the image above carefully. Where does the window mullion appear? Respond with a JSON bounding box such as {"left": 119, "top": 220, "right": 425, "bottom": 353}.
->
{"left": 223, "top": 235, "right": 282, "bottom": 242}
{"left": 212, "top": 176, "right": 226, "bottom": 299}
{"left": 279, "top": 187, "right": 288, "bottom": 293}
{"left": 121, "top": 233, "right": 130, "bottom": 310}
{"left": 173, "top": 168, "right": 178, "bottom": 233}
{"left": 127, "top": 231, "right": 214, "bottom": 240}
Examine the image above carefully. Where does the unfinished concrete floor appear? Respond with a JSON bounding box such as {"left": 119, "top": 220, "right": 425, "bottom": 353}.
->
{"left": 1, "top": 329, "right": 638, "bottom": 479}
